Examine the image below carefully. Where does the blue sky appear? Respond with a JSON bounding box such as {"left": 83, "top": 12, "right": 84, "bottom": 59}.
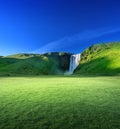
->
{"left": 0, "top": 0, "right": 120, "bottom": 55}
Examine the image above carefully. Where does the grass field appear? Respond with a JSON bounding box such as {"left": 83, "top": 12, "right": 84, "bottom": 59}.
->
{"left": 0, "top": 76, "right": 120, "bottom": 129}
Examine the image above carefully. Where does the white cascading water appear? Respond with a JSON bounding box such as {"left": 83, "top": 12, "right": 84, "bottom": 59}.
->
{"left": 69, "top": 53, "right": 81, "bottom": 74}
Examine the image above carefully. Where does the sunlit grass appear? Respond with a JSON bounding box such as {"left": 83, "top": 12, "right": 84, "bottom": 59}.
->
{"left": 76, "top": 42, "right": 120, "bottom": 75}
{"left": 0, "top": 76, "right": 120, "bottom": 129}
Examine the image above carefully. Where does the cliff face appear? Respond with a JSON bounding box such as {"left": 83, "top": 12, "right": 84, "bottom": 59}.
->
{"left": 44, "top": 52, "right": 71, "bottom": 71}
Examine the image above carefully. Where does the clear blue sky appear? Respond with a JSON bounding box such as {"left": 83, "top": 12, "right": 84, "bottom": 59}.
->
{"left": 0, "top": 0, "right": 120, "bottom": 55}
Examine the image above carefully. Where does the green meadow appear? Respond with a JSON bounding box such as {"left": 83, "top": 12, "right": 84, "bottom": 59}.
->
{"left": 0, "top": 76, "right": 120, "bottom": 129}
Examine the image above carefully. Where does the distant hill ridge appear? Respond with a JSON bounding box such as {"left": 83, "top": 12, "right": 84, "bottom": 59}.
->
{"left": 0, "top": 52, "right": 71, "bottom": 76}
{"left": 0, "top": 42, "right": 120, "bottom": 76}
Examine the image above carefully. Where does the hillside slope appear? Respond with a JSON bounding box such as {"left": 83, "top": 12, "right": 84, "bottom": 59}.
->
{"left": 75, "top": 42, "right": 120, "bottom": 75}
{"left": 0, "top": 52, "right": 71, "bottom": 76}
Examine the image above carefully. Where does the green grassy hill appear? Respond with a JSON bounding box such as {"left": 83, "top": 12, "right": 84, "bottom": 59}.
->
{"left": 75, "top": 42, "right": 120, "bottom": 75}
{"left": 1, "top": 42, "right": 120, "bottom": 76}
{"left": 0, "top": 52, "right": 71, "bottom": 76}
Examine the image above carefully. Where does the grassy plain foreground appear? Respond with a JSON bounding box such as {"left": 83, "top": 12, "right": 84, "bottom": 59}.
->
{"left": 0, "top": 76, "right": 120, "bottom": 129}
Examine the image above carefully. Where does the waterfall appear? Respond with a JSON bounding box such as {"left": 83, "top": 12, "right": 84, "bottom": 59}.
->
{"left": 69, "top": 53, "right": 81, "bottom": 74}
